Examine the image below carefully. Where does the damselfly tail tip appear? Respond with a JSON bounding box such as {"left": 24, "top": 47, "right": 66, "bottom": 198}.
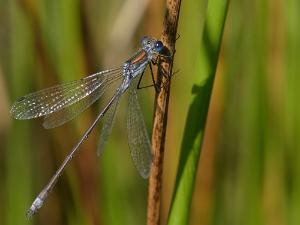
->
{"left": 26, "top": 209, "right": 35, "bottom": 219}
{"left": 26, "top": 197, "right": 44, "bottom": 219}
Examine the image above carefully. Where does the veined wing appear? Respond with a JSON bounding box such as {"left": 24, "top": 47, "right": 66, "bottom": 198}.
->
{"left": 127, "top": 82, "right": 152, "bottom": 178}
{"left": 43, "top": 75, "right": 123, "bottom": 129}
{"left": 97, "top": 94, "right": 121, "bottom": 156}
{"left": 10, "top": 68, "right": 123, "bottom": 120}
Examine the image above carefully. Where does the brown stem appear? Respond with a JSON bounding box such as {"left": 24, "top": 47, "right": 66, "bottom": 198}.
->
{"left": 147, "top": 1, "right": 182, "bottom": 225}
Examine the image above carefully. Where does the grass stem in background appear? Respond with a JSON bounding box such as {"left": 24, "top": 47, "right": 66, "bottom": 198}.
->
{"left": 167, "top": 0, "right": 229, "bottom": 224}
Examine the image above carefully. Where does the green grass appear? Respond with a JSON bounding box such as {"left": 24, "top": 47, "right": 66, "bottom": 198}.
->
{"left": 5, "top": 2, "right": 34, "bottom": 225}
{"left": 167, "top": 0, "right": 229, "bottom": 224}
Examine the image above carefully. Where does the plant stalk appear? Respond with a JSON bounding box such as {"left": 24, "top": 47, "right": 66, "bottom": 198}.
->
{"left": 147, "top": 1, "right": 182, "bottom": 225}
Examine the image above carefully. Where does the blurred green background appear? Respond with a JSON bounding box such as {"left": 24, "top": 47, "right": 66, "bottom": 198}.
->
{"left": 0, "top": 0, "right": 299, "bottom": 225}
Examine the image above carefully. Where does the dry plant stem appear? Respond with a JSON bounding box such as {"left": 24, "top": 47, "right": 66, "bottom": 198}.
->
{"left": 147, "top": 0, "right": 182, "bottom": 225}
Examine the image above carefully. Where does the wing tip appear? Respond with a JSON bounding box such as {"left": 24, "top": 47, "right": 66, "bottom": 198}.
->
{"left": 10, "top": 106, "right": 21, "bottom": 119}
{"left": 10, "top": 97, "right": 28, "bottom": 119}
{"left": 138, "top": 164, "right": 151, "bottom": 179}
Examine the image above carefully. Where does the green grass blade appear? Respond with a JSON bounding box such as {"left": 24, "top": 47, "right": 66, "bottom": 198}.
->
{"left": 167, "top": 0, "right": 229, "bottom": 224}
{"left": 5, "top": 2, "right": 34, "bottom": 225}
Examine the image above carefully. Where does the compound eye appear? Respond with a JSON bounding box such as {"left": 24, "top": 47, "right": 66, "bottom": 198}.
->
{"left": 154, "top": 41, "right": 163, "bottom": 52}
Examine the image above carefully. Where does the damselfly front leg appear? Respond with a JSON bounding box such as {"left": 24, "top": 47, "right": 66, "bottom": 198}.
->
{"left": 136, "top": 62, "right": 162, "bottom": 93}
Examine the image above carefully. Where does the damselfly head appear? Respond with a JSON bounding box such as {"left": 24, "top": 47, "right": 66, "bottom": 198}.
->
{"left": 140, "top": 36, "right": 163, "bottom": 54}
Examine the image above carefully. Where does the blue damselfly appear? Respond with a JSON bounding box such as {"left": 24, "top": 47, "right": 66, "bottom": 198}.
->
{"left": 10, "top": 36, "right": 168, "bottom": 218}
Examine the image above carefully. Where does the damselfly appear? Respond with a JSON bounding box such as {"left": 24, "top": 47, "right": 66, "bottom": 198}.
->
{"left": 10, "top": 36, "right": 169, "bottom": 218}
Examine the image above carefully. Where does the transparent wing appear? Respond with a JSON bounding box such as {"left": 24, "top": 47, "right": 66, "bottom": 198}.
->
{"left": 97, "top": 94, "right": 121, "bottom": 156}
{"left": 127, "top": 83, "right": 152, "bottom": 178}
{"left": 10, "top": 68, "right": 123, "bottom": 120}
{"left": 43, "top": 75, "right": 123, "bottom": 129}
